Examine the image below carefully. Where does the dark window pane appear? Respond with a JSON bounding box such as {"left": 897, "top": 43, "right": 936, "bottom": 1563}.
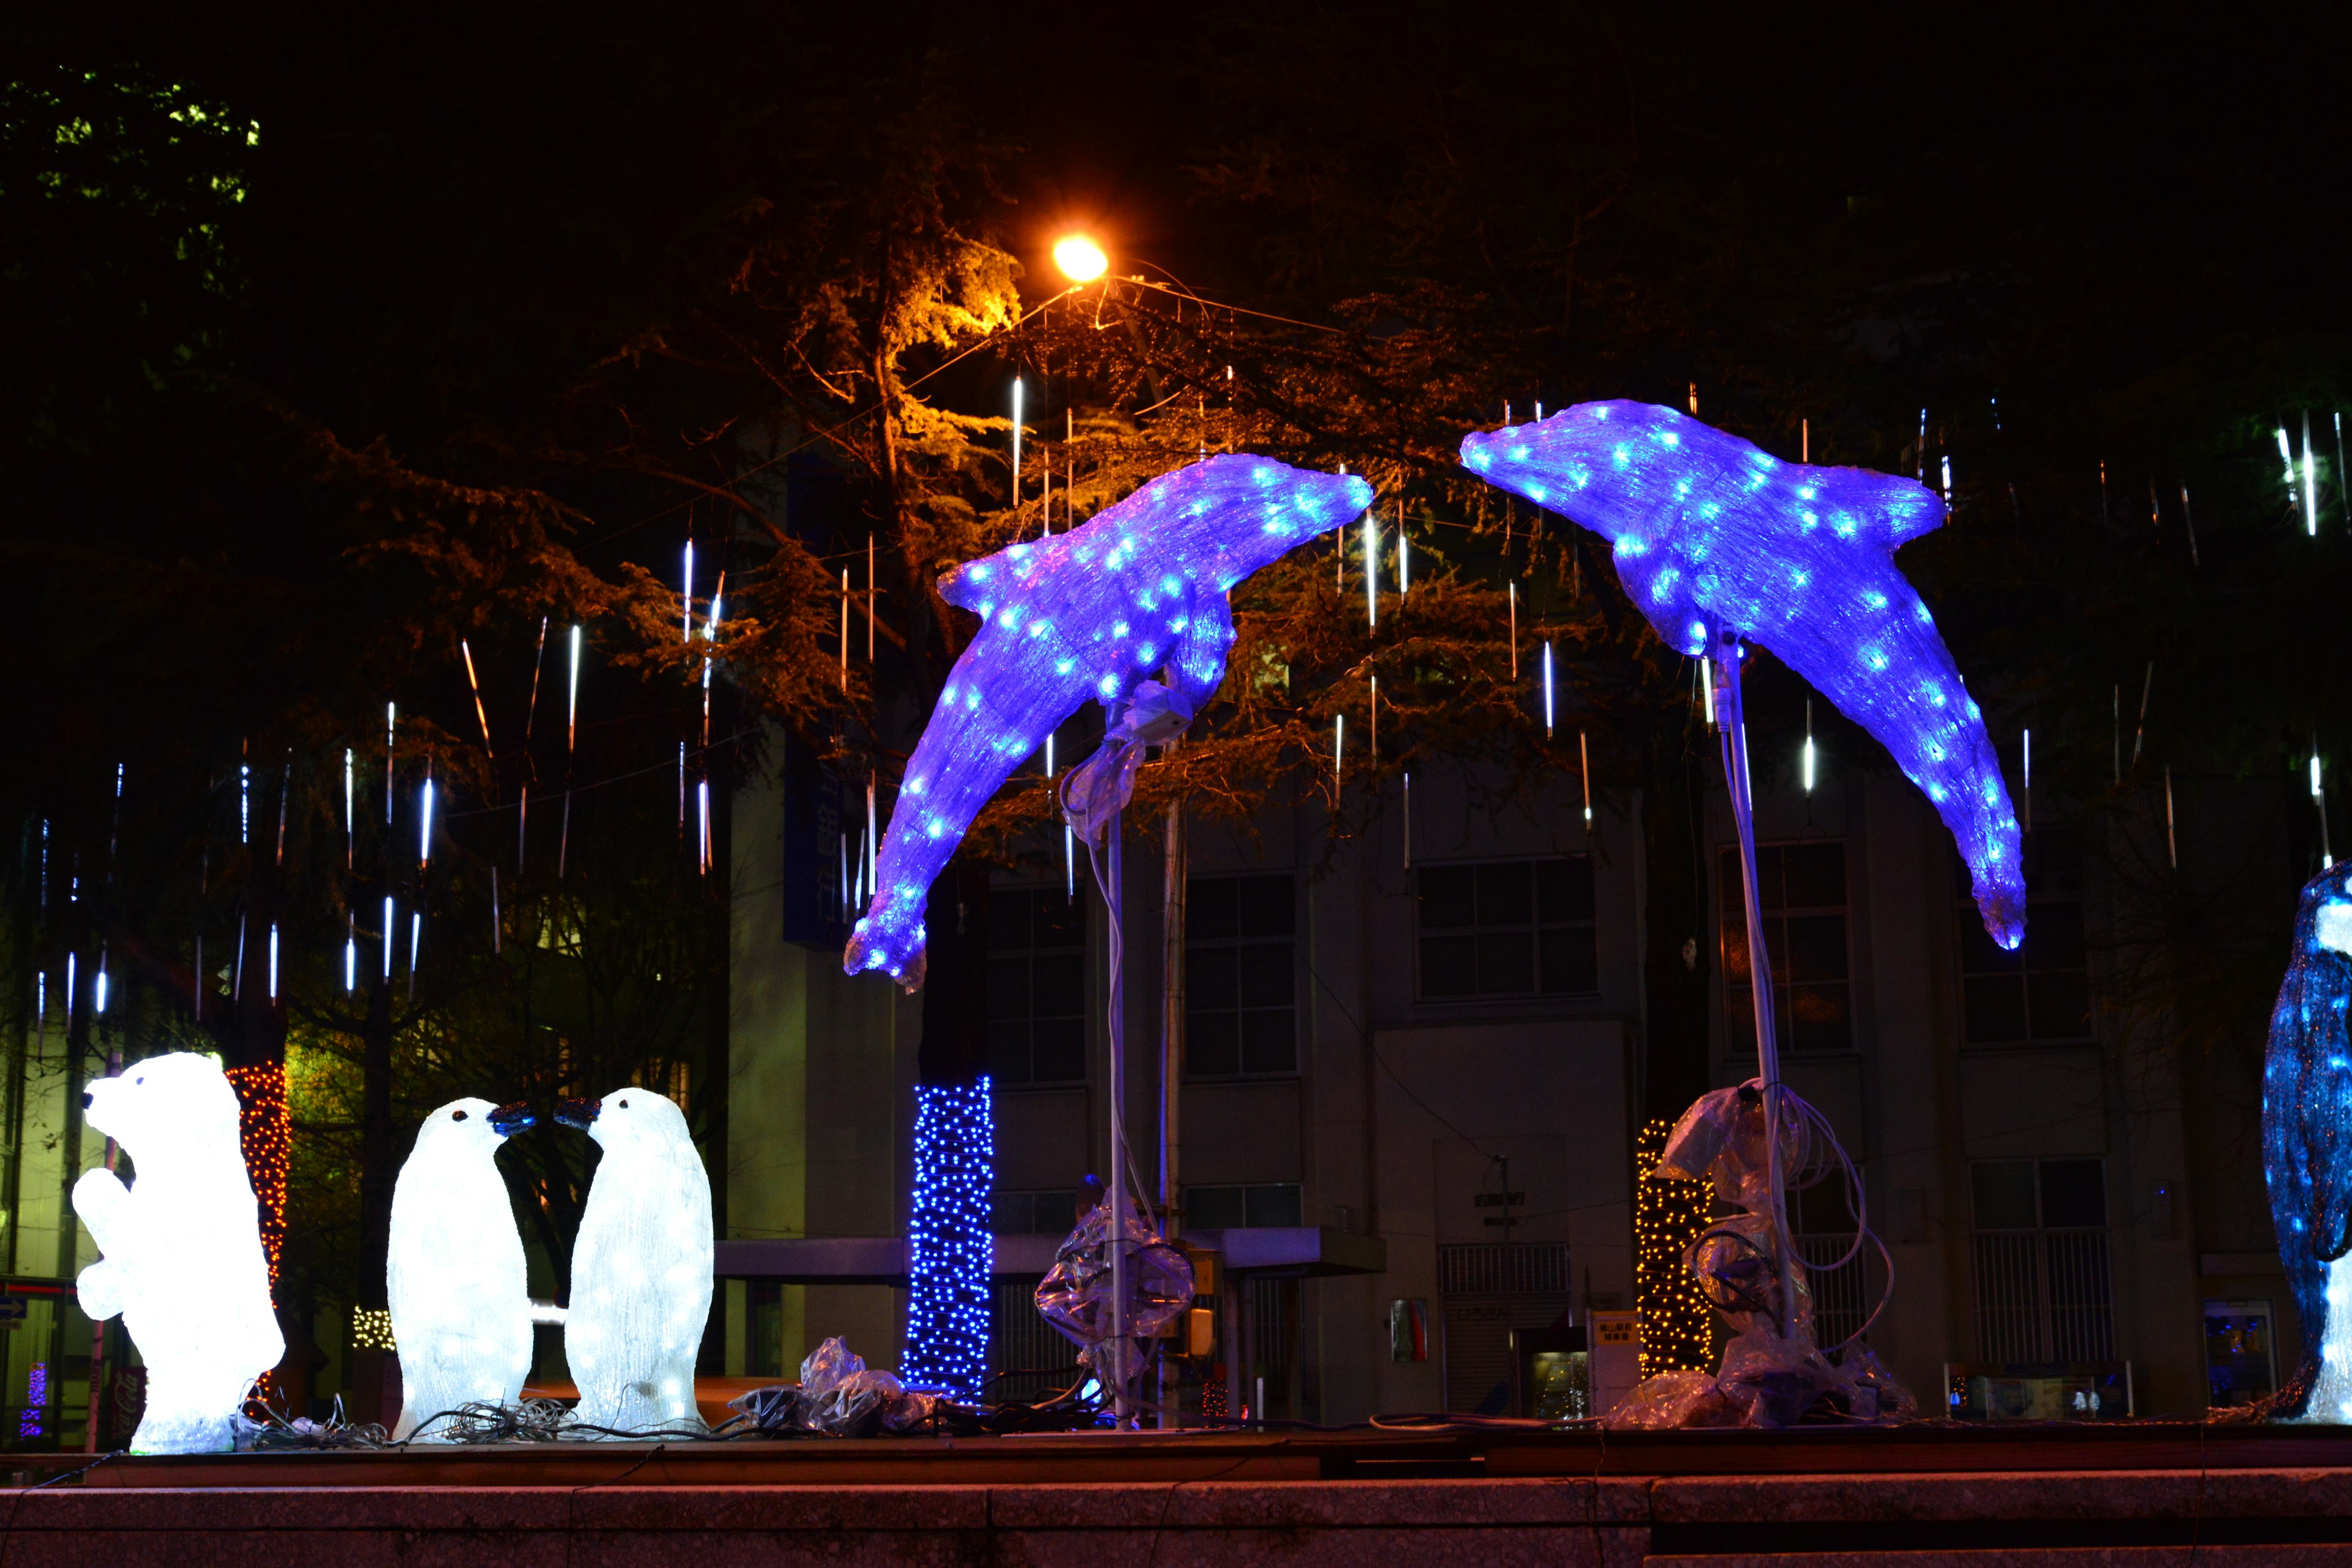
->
{"left": 1535, "top": 856, "right": 1596, "bottom": 922}
{"left": 1719, "top": 847, "right": 1746, "bottom": 918}
{"left": 2040, "top": 1159, "right": 2106, "bottom": 1227}
{"left": 1782, "top": 914, "right": 1849, "bottom": 982}
{"left": 1246, "top": 1184, "right": 1303, "bottom": 1227}
{"left": 2027, "top": 902, "right": 2087, "bottom": 970}
{"left": 1782, "top": 843, "right": 1845, "bottom": 910}
{"left": 1721, "top": 922, "right": 1752, "bottom": 984}
{"left": 1786, "top": 983, "right": 1850, "bottom": 1052}
{"left": 1031, "top": 952, "right": 1085, "bottom": 1018}
{"left": 2032, "top": 831, "right": 2086, "bottom": 897}
{"left": 1188, "top": 876, "right": 1238, "bottom": 940}
{"left": 1477, "top": 861, "right": 1533, "bottom": 925}
{"left": 1186, "top": 1186, "right": 1246, "bottom": 1230}
{"left": 1034, "top": 891, "right": 1085, "bottom": 948}
{"left": 989, "top": 891, "right": 1033, "bottom": 948}
{"left": 987, "top": 1023, "right": 1031, "bottom": 1085}
{"left": 1721, "top": 987, "right": 1755, "bottom": 1054}
{"left": 1031, "top": 1018, "right": 1085, "bottom": 1083}
{"left": 1240, "top": 1009, "right": 1296, "bottom": 1074}
{"left": 2028, "top": 971, "right": 2092, "bottom": 1041}
{"left": 1238, "top": 943, "right": 1292, "bottom": 1009}
{"left": 991, "top": 1191, "right": 1032, "bottom": 1234}
{"left": 1973, "top": 1161, "right": 2039, "bottom": 1230}
{"left": 1419, "top": 865, "right": 1477, "bottom": 929}
{"left": 1539, "top": 926, "right": 1599, "bottom": 995}
{"left": 1794, "top": 1179, "right": 1856, "bottom": 1235}
{"left": 1421, "top": 934, "right": 1479, "bottom": 997}
{"left": 1237, "top": 875, "right": 1295, "bottom": 937}
{"left": 1038, "top": 1191, "right": 1078, "bottom": 1235}
{"left": 1188, "top": 1012, "right": 1240, "bottom": 1077}
{"left": 1754, "top": 845, "right": 1787, "bottom": 911}
{"left": 1478, "top": 931, "right": 1536, "bottom": 995}
{"left": 1189, "top": 948, "right": 1238, "bottom": 1011}
{"left": 987, "top": 957, "right": 1029, "bottom": 1020}
{"left": 1964, "top": 975, "right": 2029, "bottom": 1043}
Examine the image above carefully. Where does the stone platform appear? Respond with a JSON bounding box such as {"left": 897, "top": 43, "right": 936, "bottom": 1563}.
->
{"left": 4, "top": 1424, "right": 2352, "bottom": 1564}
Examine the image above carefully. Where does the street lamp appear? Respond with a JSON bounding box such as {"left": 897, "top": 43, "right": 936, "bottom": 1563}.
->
{"left": 1053, "top": 234, "right": 1108, "bottom": 283}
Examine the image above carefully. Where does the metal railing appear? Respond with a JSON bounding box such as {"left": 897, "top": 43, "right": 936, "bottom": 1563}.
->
{"left": 1972, "top": 1227, "right": 2114, "bottom": 1363}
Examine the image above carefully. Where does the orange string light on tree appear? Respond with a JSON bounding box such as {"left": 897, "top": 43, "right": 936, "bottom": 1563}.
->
{"left": 224, "top": 1063, "right": 290, "bottom": 1296}
{"left": 1632, "top": 1114, "right": 1712, "bottom": 1378}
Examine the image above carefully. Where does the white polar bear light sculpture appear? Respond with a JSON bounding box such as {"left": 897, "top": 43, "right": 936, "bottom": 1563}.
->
{"left": 388, "top": 1098, "right": 540, "bottom": 1440}
{"left": 73, "top": 1052, "right": 283, "bottom": 1453}
{"left": 558, "top": 1088, "right": 712, "bottom": 1434}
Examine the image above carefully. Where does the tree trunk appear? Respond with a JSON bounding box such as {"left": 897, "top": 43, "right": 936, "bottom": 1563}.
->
{"left": 917, "top": 854, "right": 991, "bottom": 1087}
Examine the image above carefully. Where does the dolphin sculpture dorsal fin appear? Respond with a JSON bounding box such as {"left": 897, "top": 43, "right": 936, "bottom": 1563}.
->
{"left": 1461, "top": 401, "right": 2026, "bottom": 949}
{"left": 846, "top": 456, "right": 1373, "bottom": 988}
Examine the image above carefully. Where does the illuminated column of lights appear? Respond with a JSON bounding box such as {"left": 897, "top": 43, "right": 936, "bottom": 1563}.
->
{"left": 225, "top": 1063, "right": 292, "bottom": 1295}
{"left": 1632, "top": 1115, "right": 1712, "bottom": 1378}
{"left": 902, "top": 1078, "right": 994, "bottom": 1399}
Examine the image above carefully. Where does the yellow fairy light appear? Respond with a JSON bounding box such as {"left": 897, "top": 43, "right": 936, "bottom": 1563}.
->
{"left": 1632, "top": 1114, "right": 1712, "bottom": 1377}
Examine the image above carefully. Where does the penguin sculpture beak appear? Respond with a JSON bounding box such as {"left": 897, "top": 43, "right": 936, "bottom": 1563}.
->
{"left": 554, "top": 1096, "right": 601, "bottom": 1131}
{"left": 488, "top": 1101, "right": 537, "bottom": 1137}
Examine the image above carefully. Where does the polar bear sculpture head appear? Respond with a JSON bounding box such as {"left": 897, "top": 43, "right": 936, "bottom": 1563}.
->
{"left": 83, "top": 1052, "right": 244, "bottom": 1170}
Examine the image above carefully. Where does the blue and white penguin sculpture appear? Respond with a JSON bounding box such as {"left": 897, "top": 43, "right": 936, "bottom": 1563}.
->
{"left": 558, "top": 1088, "right": 713, "bottom": 1434}
{"left": 387, "top": 1098, "right": 538, "bottom": 1439}
{"left": 2263, "top": 862, "right": 2352, "bottom": 1420}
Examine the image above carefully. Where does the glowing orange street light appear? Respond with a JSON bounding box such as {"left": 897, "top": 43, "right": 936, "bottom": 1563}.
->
{"left": 1053, "top": 234, "right": 1108, "bottom": 283}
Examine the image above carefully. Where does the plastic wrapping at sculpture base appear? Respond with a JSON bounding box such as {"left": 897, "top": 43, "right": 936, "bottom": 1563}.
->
{"left": 1035, "top": 1191, "right": 1196, "bottom": 1401}
{"left": 1608, "top": 1080, "right": 1914, "bottom": 1430}
{"left": 726, "top": 1336, "right": 948, "bottom": 1438}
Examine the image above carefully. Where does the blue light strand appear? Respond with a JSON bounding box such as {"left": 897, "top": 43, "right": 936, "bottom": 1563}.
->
{"left": 1460, "top": 401, "right": 2026, "bottom": 949}
{"left": 903, "top": 1078, "right": 995, "bottom": 1399}
{"left": 844, "top": 456, "right": 1373, "bottom": 986}
{"left": 2263, "top": 864, "right": 2352, "bottom": 1420}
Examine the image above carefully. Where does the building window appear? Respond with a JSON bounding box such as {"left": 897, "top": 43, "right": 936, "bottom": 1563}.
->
{"left": 1970, "top": 1157, "right": 2115, "bottom": 1362}
{"left": 1186, "top": 873, "right": 1297, "bottom": 1077}
{"left": 1961, "top": 831, "right": 2092, "bottom": 1045}
{"left": 987, "top": 886, "right": 1086, "bottom": 1086}
{"left": 1417, "top": 857, "right": 1597, "bottom": 1001}
{"left": 1792, "top": 1177, "right": 1880, "bottom": 1352}
{"left": 1721, "top": 840, "right": 1850, "bottom": 1055}
{"left": 746, "top": 1281, "right": 785, "bottom": 1379}
{"left": 992, "top": 1188, "right": 1079, "bottom": 1236}
{"left": 1183, "top": 1182, "right": 1303, "bottom": 1230}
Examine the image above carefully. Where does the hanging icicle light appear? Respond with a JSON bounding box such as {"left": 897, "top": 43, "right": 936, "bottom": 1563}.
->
{"left": 1579, "top": 731, "right": 1594, "bottom": 827}
{"left": 2280, "top": 427, "right": 2302, "bottom": 514}
{"left": 1803, "top": 699, "right": 1817, "bottom": 794}
{"left": 344, "top": 748, "right": 355, "bottom": 869}
{"left": 2304, "top": 413, "right": 2321, "bottom": 537}
{"left": 567, "top": 627, "right": 582, "bottom": 749}
{"left": 94, "top": 954, "right": 108, "bottom": 1016}
{"left": 1363, "top": 513, "right": 1378, "bottom": 627}
{"left": 268, "top": 924, "right": 279, "bottom": 1001}
{"left": 1940, "top": 454, "right": 1953, "bottom": 508}
{"left": 240, "top": 760, "right": 250, "bottom": 845}
{"left": 1542, "top": 642, "right": 1555, "bottom": 737}
{"left": 1397, "top": 513, "right": 1409, "bottom": 596}
{"left": 2022, "top": 728, "right": 2033, "bottom": 834}
{"left": 383, "top": 897, "right": 394, "bottom": 981}
{"left": 1011, "top": 376, "right": 1024, "bottom": 502}
{"left": 386, "top": 704, "right": 397, "bottom": 827}
{"left": 344, "top": 916, "right": 356, "bottom": 994}
{"left": 682, "top": 538, "right": 695, "bottom": 643}
{"left": 419, "top": 771, "right": 435, "bottom": 869}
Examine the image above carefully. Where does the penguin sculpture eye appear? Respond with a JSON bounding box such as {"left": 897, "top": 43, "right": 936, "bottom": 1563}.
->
{"left": 617, "top": 1099, "right": 629, "bottom": 1109}
{"left": 134, "top": 1076, "right": 145, "bottom": 1085}
{"left": 451, "top": 1109, "right": 470, "bottom": 1121}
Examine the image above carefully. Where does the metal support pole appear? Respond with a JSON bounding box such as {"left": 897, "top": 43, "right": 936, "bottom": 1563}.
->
{"left": 1106, "top": 807, "right": 1131, "bottom": 1425}
{"left": 1712, "top": 633, "right": 1795, "bottom": 1340}
{"left": 1158, "top": 792, "right": 1186, "bottom": 1427}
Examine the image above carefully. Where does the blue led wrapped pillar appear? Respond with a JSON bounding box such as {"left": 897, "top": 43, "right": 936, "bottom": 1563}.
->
{"left": 2264, "top": 863, "right": 2352, "bottom": 1420}
{"left": 903, "top": 1078, "right": 994, "bottom": 1398}
{"left": 1460, "top": 402, "right": 2026, "bottom": 949}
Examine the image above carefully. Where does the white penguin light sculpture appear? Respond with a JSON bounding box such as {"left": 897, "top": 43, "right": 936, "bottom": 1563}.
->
{"left": 72, "top": 1052, "right": 283, "bottom": 1453}
{"left": 387, "top": 1098, "right": 540, "bottom": 1439}
{"left": 558, "top": 1088, "right": 712, "bottom": 1434}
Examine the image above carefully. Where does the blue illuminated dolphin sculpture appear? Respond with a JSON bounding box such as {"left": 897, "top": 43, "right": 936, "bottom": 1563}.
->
{"left": 1460, "top": 401, "right": 2025, "bottom": 949}
{"left": 2261, "top": 862, "right": 2352, "bottom": 1420}
{"left": 845, "top": 456, "right": 1374, "bottom": 987}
